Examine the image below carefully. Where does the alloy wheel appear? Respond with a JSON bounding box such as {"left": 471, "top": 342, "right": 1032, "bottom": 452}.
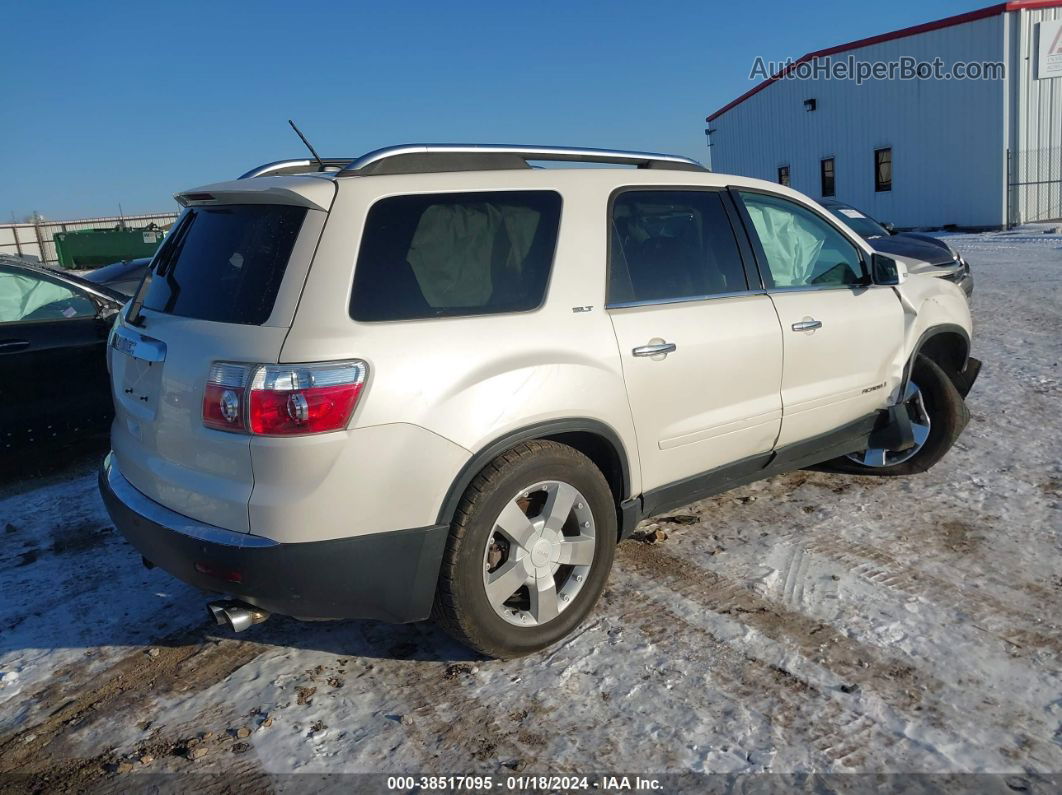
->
{"left": 481, "top": 480, "right": 596, "bottom": 627}
{"left": 847, "top": 380, "right": 932, "bottom": 468}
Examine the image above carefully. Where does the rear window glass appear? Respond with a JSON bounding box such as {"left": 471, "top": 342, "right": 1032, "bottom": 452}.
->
{"left": 140, "top": 204, "right": 307, "bottom": 325}
{"left": 350, "top": 191, "right": 562, "bottom": 322}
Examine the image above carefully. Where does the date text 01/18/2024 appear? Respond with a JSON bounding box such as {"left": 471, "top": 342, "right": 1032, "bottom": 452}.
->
{"left": 384, "top": 775, "right": 663, "bottom": 791}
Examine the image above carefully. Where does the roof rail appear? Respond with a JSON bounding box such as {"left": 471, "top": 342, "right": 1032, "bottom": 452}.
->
{"left": 336, "top": 144, "right": 708, "bottom": 176}
{"left": 238, "top": 158, "right": 355, "bottom": 179}
{"left": 240, "top": 145, "right": 708, "bottom": 180}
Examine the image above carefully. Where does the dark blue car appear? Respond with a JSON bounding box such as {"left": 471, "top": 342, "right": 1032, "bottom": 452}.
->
{"left": 821, "top": 200, "right": 973, "bottom": 297}
{"left": 81, "top": 256, "right": 152, "bottom": 297}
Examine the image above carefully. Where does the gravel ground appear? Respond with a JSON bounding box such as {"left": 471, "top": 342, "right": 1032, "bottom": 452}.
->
{"left": 0, "top": 229, "right": 1059, "bottom": 792}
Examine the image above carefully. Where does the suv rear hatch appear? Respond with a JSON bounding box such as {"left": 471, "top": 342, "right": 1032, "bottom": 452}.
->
{"left": 109, "top": 181, "right": 333, "bottom": 532}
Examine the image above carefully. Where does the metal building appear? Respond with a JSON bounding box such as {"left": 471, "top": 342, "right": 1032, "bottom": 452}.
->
{"left": 706, "top": 0, "right": 1062, "bottom": 228}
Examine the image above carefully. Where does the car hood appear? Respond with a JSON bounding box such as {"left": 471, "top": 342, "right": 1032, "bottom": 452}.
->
{"left": 865, "top": 234, "right": 956, "bottom": 266}
{"left": 57, "top": 269, "right": 129, "bottom": 306}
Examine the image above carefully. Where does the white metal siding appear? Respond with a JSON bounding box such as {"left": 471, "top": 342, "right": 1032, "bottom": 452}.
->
{"left": 1010, "top": 5, "right": 1062, "bottom": 223}
{"left": 710, "top": 15, "right": 1006, "bottom": 228}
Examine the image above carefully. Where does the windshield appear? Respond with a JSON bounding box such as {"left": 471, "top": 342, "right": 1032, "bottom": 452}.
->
{"left": 825, "top": 204, "right": 889, "bottom": 239}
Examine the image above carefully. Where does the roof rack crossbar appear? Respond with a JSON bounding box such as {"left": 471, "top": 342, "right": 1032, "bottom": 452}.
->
{"left": 336, "top": 144, "right": 708, "bottom": 176}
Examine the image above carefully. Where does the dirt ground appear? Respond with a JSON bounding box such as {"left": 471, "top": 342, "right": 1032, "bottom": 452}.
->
{"left": 0, "top": 229, "right": 1059, "bottom": 792}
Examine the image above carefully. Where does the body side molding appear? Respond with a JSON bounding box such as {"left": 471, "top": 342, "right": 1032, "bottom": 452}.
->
{"left": 636, "top": 413, "right": 880, "bottom": 524}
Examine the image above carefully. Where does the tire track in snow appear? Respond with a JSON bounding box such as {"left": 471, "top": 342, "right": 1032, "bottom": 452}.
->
{"left": 609, "top": 596, "right": 914, "bottom": 769}
{"left": 203, "top": 622, "right": 619, "bottom": 774}
{"left": 617, "top": 539, "right": 1062, "bottom": 770}
{"left": 759, "top": 535, "right": 1061, "bottom": 725}
{"left": 224, "top": 598, "right": 904, "bottom": 773}
{"left": 775, "top": 527, "right": 1062, "bottom": 657}
{"left": 616, "top": 542, "right": 930, "bottom": 709}
{"left": 778, "top": 542, "right": 810, "bottom": 610}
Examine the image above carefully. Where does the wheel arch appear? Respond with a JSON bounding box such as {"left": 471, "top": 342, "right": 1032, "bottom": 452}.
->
{"left": 904, "top": 324, "right": 972, "bottom": 395}
{"left": 435, "top": 419, "right": 632, "bottom": 530}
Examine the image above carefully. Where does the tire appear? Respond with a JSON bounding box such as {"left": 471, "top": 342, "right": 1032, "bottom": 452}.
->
{"left": 432, "top": 440, "right": 616, "bottom": 658}
{"left": 830, "top": 354, "right": 969, "bottom": 477}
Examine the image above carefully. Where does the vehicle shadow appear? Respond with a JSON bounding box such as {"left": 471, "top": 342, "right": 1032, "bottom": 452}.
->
{"left": 0, "top": 447, "right": 481, "bottom": 668}
{"left": 1, "top": 511, "right": 479, "bottom": 668}
{"left": 0, "top": 437, "right": 109, "bottom": 492}
{"left": 203, "top": 612, "right": 482, "bottom": 664}
{"left": 0, "top": 538, "right": 481, "bottom": 665}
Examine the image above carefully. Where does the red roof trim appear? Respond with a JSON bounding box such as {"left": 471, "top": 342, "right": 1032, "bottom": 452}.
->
{"left": 706, "top": 0, "right": 1062, "bottom": 122}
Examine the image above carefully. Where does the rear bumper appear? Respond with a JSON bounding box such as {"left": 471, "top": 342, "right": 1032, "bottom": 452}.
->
{"left": 99, "top": 453, "right": 448, "bottom": 623}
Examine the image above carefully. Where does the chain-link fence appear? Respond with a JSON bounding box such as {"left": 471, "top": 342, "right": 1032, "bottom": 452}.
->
{"left": 0, "top": 212, "right": 179, "bottom": 266}
{"left": 1008, "top": 146, "right": 1062, "bottom": 226}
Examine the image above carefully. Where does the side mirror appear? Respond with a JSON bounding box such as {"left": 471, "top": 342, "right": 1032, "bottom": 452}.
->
{"left": 882, "top": 222, "right": 896, "bottom": 235}
{"left": 871, "top": 253, "right": 907, "bottom": 285}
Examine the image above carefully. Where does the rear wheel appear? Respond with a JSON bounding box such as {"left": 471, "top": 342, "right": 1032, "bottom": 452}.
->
{"left": 433, "top": 441, "right": 616, "bottom": 658}
{"left": 831, "top": 355, "right": 969, "bottom": 476}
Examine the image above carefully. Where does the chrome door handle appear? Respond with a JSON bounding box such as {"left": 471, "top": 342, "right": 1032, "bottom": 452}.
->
{"left": 791, "top": 319, "right": 822, "bottom": 332}
{"left": 0, "top": 339, "right": 29, "bottom": 353}
{"left": 632, "top": 342, "right": 677, "bottom": 357}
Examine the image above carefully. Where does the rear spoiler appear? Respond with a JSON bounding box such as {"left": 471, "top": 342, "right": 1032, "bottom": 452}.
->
{"left": 175, "top": 179, "right": 336, "bottom": 212}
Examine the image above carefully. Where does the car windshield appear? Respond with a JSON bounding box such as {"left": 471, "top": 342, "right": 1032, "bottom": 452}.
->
{"left": 826, "top": 204, "right": 890, "bottom": 239}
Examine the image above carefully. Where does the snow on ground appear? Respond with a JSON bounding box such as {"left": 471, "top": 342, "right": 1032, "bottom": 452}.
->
{"left": 0, "top": 227, "right": 1059, "bottom": 790}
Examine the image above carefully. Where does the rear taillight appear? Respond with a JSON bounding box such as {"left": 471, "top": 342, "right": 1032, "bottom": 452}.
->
{"left": 203, "top": 363, "right": 251, "bottom": 432}
{"left": 202, "top": 360, "right": 366, "bottom": 436}
{"left": 248, "top": 362, "right": 366, "bottom": 435}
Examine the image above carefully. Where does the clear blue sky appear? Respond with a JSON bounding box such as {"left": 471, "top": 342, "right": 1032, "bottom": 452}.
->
{"left": 1, "top": 0, "right": 976, "bottom": 220}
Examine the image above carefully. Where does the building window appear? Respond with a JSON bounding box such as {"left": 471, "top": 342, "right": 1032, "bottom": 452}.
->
{"left": 820, "top": 158, "right": 835, "bottom": 197}
{"left": 875, "top": 147, "right": 892, "bottom": 192}
{"left": 778, "top": 165, "right": 790, "bottom": 187}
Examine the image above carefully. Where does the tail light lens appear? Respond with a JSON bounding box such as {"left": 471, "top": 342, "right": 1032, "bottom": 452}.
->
{"left": 203, "top": 363, "right": 251, "bottom": 432}
{"left": 249, "top": 361, "right": 366, "bottom": 435}
{"left": 202, "top": 360, "right": 367, "bottom": 436}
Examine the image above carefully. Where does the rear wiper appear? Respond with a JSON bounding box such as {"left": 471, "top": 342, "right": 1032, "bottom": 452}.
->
{"left": 126, "top": 211, "right": 196, "bottom": 328}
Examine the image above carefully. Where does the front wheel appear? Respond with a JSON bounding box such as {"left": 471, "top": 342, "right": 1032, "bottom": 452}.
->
{"left": 831, "top": 355, "right": 969, "bottom": 476}
{"left": 433, "top": 441, "right": 616, "bottom": 658}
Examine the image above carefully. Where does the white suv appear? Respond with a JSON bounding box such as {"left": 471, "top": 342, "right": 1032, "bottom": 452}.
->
{"left": 99, "top": 144, "right": 980, "bottom": 658}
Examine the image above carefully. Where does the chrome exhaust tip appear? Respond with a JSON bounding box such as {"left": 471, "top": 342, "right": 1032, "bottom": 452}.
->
{"left": 207, "top": 600, "right": 269, "bottom": 633}
{"left": 207, "top": 601, "right": 228, "bottom": 625}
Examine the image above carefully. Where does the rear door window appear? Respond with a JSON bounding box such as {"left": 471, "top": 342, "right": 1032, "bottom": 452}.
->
{"left": 349, "top": 191, "right": 562, "bottom": 322}
{"left": 608, "top": 189, "right": 749, "bottom": 305}
{"left": 140, "top": 204, "right": 307, "bottom": 325}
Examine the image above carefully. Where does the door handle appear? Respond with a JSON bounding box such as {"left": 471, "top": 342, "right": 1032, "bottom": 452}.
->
{"left": 632, "top": 342, "right": 677, "bottom": 357}
{"left": 791, "top": 319, "right": 823, "bottom": 332}
{"left": 0, "top": 339, "right": 29, "bottom": 353}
